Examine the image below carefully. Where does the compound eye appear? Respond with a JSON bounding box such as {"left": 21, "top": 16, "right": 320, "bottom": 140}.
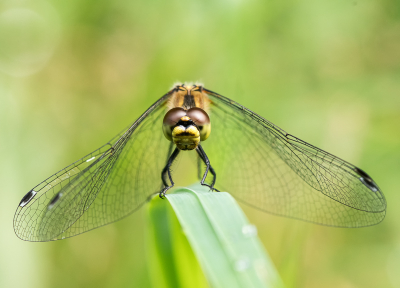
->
{"left": 163, "top": 107, "right": 187, "bottom": 141}
{"left": 186, "top": 107, "right": 211, "bottom": 141}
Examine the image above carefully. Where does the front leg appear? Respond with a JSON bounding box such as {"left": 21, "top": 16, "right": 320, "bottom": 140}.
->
{"left": 196, "top": 144, "right": 219, "bottom": 192}
{"left": 160, "top": 147, "right": 180, "bottom": 199}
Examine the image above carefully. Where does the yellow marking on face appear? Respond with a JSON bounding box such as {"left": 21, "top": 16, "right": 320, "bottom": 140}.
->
{"left": 172, "top": 126, "right": 185, "bottom": 137}
{"left": 185, "top": 125, "right": 200, "bottom": 137}
{"left": 180, "top": 116, "right": 190, "bottom": 121}
{"left": 171, "top": 124, "right": 200, "bottom": 150}
{"left": 171, "top": 125, "right": 200, "bottom": 138}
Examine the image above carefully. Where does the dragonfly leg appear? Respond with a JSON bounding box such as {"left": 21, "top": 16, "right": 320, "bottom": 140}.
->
{"left": 196, "top": 144, "right": 219, "bottom": 192}
{"left": 197, "top": 155, "right": 202, "bottom": 181}
{"left": 162, "top": 142, "right": 174, "bottom": 187}
{"left": 160, "top": 147, "right": 180, "bottom": 199}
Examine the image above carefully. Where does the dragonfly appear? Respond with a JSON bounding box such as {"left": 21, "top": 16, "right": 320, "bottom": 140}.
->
{"left": 14, "top": 83, "right": 386, "bottom": 242}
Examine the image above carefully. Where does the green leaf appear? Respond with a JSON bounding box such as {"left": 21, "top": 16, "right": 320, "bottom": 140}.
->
{"left": 146, "top": 184, "right": 284, "bottom": 288}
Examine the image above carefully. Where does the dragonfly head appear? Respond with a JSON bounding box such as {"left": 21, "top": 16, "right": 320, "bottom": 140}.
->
{"left": 163, "top": 107, "right": 211, "bottom": 150}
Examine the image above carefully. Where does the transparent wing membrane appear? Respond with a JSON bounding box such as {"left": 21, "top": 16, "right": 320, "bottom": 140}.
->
{"left": 14, "top": 94, "right": 172, "bottom": 241}
{"left": 14, "top": 87, "right": 386, "bottom": 242}
{"left": 203, "top": 90, "right": 386, "bottom": 227}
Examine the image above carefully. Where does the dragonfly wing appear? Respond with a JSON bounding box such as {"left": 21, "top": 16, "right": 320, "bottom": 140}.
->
{"left": 14, "top": 93, "right": 172, "bottom": 241}
{"left": 203, "top": 90, "right": 386, "bottom": 227}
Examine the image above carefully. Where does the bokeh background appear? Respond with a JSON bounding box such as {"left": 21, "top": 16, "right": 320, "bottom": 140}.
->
{"left": 1, "top": 0, "right": 399, "bottom": 287}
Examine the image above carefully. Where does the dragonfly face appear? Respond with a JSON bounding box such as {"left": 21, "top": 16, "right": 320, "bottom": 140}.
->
{"left": 162, "top": 85, "right": 211, "bottom": 150}
{"left": 13, "top": 82, "right": 387, "bottom": 242}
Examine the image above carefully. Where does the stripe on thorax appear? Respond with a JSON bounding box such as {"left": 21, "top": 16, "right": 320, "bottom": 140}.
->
{"left": 183, "top": 94, "right": 196, "bottom": 109}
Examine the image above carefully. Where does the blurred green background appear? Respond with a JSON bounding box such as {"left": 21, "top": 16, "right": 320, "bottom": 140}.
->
{"left": 1, "top": 0, "right": 399, "bottom": 287}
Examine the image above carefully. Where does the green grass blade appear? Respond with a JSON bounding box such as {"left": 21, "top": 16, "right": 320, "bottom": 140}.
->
{"left": 146, "top": 184, "right": 284, "bottom": 288}
{"left": 146, "top": 190, "right": 208, "bottom": 288}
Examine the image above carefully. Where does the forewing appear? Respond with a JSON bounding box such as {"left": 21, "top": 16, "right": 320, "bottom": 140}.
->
{"left": 203, "top": 90, "right": 386, "bottom": 227}
{"left": 14, "top": 94, "right": 172, "bottom": 241}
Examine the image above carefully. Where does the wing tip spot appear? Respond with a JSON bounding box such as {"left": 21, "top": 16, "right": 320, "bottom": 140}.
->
{"left": 19, "top": 190, "right": 37, "bottom": 207}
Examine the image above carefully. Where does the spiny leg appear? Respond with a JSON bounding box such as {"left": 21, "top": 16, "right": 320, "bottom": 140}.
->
{"left": 196, "top": 144, "right": 219, "bottom": 192}
{"left": 160, "top": 147, "right": 180, "bottom": 199}
{"left": 162, "top": 142, "right": 174, "bottom": 187}
{"left": 196, "top": 146, "right": 217, "bottom": 190}
{"left": 197, "top": 144, "right": 217, "bottom": 187}
{"left": 197, "top": 153, "right": 202, "bottom": 181}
